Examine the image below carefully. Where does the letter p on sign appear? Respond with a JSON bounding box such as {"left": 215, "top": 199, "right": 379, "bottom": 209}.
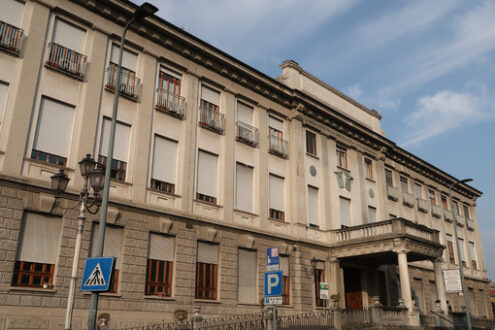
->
{"left": 264, "top": 271, "right": 282, "bottom": 296}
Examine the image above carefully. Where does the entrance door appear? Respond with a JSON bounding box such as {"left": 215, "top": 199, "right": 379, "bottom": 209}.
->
{"left": 344, "top": 268, "right": 363, "bottom": 310}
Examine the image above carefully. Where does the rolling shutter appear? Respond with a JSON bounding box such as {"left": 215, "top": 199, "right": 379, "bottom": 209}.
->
{"left": 339, "top": 197, "right": 351, "bottom": 226}
{"left": 111, "top": 44, "right": 137, "bottom": 71}
{"left": 201, "top": 86, "right": 219, "bottom": 106}
{"left": 235, "top": 163, "right": 253, "bottom": 212}
{"left": 279, "top": 255, "right": 289, "bottom": 276}
{"left": 268, "top": 116, "right": 283, "bottom": 131}
{"left": 152, "top": 135, "right": 178, "bottom": 184}
{"left": 197, "top": 150, "right": 218, "bottom": 198}
{"left": 149, "top": 233, "right": 175, "bottom": 261}
{"left": 237, "top": 102, "right": 253, "bottom": 125}
{"left": 19, "top": 213, "right": 60, "bottom": 264}
{"left": 308, "top": 186, "right": 319, "bottom": 226}
{"left": 197, "top": 241, "right": 218, "bottom": 265}
{"left": 269, "top": 174, "right": 284, "bottom": 212}
{"left": 99, "top": 118, "right": 131, "bottom": 162}
{"left": 368, "top": 206, "right": 376, "bottom": 223}
{"left": 53, "top": 18, "right": 85, "bottom": 53}
{"left": 238, "top": 249, "right": 256, "bottom": 303}
{"left": 0, "top": 0, "right": 24, "bottom": 27}
{"left": 0, "top": 82, "right": 8, "bottom": 125}
{"left": 91, "top": 225, "right": 123, "bottom": 263}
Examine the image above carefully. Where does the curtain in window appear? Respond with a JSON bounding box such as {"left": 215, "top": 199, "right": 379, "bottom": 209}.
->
{"left": 149, "top": 233, "right": 175, "bottom": 261}
{"left": 19, "top": 213, "right": 61, "bottom": 264}
{"left": 235, "top": 163, "right": 253, "bottom": 212}
{"left": 238, "top": 249, "right": 256, "bottom": 303}
{"left": 197, "top": 150, "right": 218, "bottom": 198}
{"left": 152, "top": 135, "right": 178, "bottom": 184}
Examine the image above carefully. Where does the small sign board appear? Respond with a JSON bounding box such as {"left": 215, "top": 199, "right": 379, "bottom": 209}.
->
{"left": 267, "top": 247, "right": 279, "bottom": 272}
{"left": 81, "top": 257, "right": 115, "bottom": 292}
{"left": 265, "top": 296, "right": 283, "bottom": 305}
{"left": 264, "top": 271, "right": 283, "bottom": 296}
{"left": 319, "top": 282, "right": 329, "bottom": 299}
{"left": 443, "top": 269, "right": 462, "bottom": 292}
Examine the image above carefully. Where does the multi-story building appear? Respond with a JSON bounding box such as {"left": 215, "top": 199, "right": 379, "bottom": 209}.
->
{"left": 0, "top": 0, "right": 492, "bottom": 328}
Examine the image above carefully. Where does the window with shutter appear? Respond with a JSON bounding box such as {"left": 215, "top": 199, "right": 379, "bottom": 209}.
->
{"left": 235, "top": 163, "right": 253, "bottom": 213}
{"left": 269, "top": 174, "right": 284, "bottom": 220}
{"left": 385, "top": 169, "right": 393, "bottom": 187}
{"left": 280, "top": 255, "right": 290, "bottom": 305}
{"left": 151, "top": 135, "right": 178, "bottom": 194}
{"left": 146, "top": 233, "right": 174, "bottom": 297}
{"left": 336, "top": 147, "right": 348, "bottom": 169}
{"left": 469, "top": 242, "right": 477, "bottom": 270}
{"left": 446, "top": 234, "right": 455, "bottom": 264}
{"left": 306, "top": 131, "right": 317, "bottom": 156}
{"left": 91, "top": 224, "right": 123, "bottom": 293}
{"left": 12, "top": 212, "right": 60, "bottom": 288}
{"left": 196, "top": 150, "right": 218, "bottom": 204}
{"left": 31, "top": 97, "right": 74, "bottom": 166}
{"left": 339, "top": 197, "right": 351, "bottom": 227}
{"left": 0, "top": 82, "right": 8, "bottom": 128}
{"left": 238, "top": 249, "right": 256, "bottom": 303}
{"left": 458, "top": 238, "right": 466, "bottom": 267}
{"left": 400, "top": 177, "right": 408, "bottom": 192}
{"left": 98, "top": 118, "right": 131, "bottom": 181}
{"left": 0, "top": 0, "right": 24, "bottom": 27}
{"left": 196, "top": 241, "right": 219, "bottom": 300}
{"left": 415, "top": 183, "right": 422, "bottom": 199}
{"left": 364, "top": 158, "right": 373, "bottom": 179}
{"left": 368, "top": 206, "right": 376, "bottom": 223}
{"left": 307, "top": 186, "right": 319, "bottom": 228}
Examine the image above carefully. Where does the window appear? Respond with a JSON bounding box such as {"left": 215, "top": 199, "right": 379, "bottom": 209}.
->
{"left": 155, "top": 67, "right": 184, "bottom": 117}
{"left": 368, "top": 206, "right": 376, "bottom": 223}
{"left": 236, "top": 102, "right": 258, "bottom": 146}
{"left": 446, "top": 234, "right": 455, "bottom": 265}
{"left": 339, "top": 197, "right": 351, "bottom": 227}
{"left": 336, "top": 147, "right": 348, "bottom": 169}
{"left": 199, "top": 85, "right": 223, "bottom": 132}
{"left": 238, "top": 249, "right": 257, "bottom": 304}
{"left": 458, "top": 237, "right": 466, "bottom": 267}
{"left": 0, "top": 81, "right": 9, "bottom": 127}
{"left": 196, "top": 241, "right": 218, "bottom": 300}
{"left": 385, "top": 169, "right": 393, "bottom": 187}
{"left": 146, "top": 233, "right": 174, "bottom": 297}
{"left": 268, "top": 116, "right": 287, "bottom": 157}
{"left": 441, "top": 195, "right": 448, "bottom": 210}
{"left": 415, "top": 183, "right": 422, "bottom": 199}
{"left": 306, "top": 131, "right": 317, "bottom": 156}
{"left": 235, "top": 162, "right": 253, "bottom": 213}
{"left": 364, "top": 158, "right": 373, "bottom": 179}
{"left": 428, "top": 189, "right": 436, "bottom": 206}
{"left": 469, "top": 242, "right": 477, "bottom": 270}
{"left": 280, "top": 255, "right": 290, "bottom": 305}
{"left": 269, "top": 174, "right": 285, "bottom": 220}
{"left": 47, "top": 18, "right": 86, "bottom": 77}
{"left": 110, "top": 43, "right": 137, "bottom": 72}
{"left": 31, "top": 97, "right": 75, "bottom": 166}
{"left": 307, "top": 186, "right": 319, "bottom": 228}
{"left": 400, "top": 176, "right": 408, "bottom": 192}
{"left": 463, "top": 205, "right": 470, "bottom": 219}
{"left": 453, "top": 201, "right": 460, "bottom": 215}
{"left": 196, "top": 150, "right": 218, "bottom": 204}
{"left": 0, "top": 1, "right": 25, "bottom": 54}
{"left": 314, "top": 263, "right": 326, "bottom": 307}
{"left": 12, "top": 213, "right": 60, "bottom": 288}
{"left": 237, "top": 101, "right": 253, "bottom": 125}
{"left": 98, "top": 118, "right": 130, "bottom": 181}
{"left": 0, "top": 0, "right": 24, "bottom": 27}
{"left": 106, "top": 44, "right": 139, "bottom": 98}
{"left": 90, "top": 224, "right": 123, "bottom": 293}
{"left": 151, "top": 135, "right": 178, "bottom": 194}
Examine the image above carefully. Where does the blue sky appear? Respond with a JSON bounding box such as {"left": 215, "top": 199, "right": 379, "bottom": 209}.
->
{"left": 136, "top": 0, "right": 495, "bottom": 279}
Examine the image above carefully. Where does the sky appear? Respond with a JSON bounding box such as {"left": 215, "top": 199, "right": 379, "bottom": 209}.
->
{"left": 135, "top": 0, "right": 495, "bottom": 280}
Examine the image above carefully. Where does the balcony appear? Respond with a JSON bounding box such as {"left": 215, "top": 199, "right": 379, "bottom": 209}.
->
{"left": 105, "top": 65, "right": 141, "bottom": 100}
{"left": 444, "top": 210, "right": 454, "bottom": 222}
{"left": 45, "top": 42, "right": 87, "bottom": 79}
{"left": 431, "top": 205, "right": 442, "bottom": 218}
{"left": 268, "top": 134, "right": 288, "bottom": 158}
{"left": 199, "top": 106, "right": 225, "bottom": 133}
{"left": 0, "top": 21, "right": 24, "bottom": 56}
{"left": 417, "top": 198, "right": 429, "bottom": 213}
{"left": 402, "top": 192, "right": 415, "bottom": 208}
{"left": 155, "top": 88, "right": 186, "bottom": 119}
{"left": 467, "top": 218, "right": 475, "bottom": 231}
{"left": 386, "top": 186, "right": 399, "bottom": 202}
{"left": 235, "top": 121, "right": 258, "bottom": 147}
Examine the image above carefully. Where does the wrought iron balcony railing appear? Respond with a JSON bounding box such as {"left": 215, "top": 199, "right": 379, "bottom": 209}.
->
{"left": 155, "top": 88, "right": 186, "bottom": 119}
{"left": 198, "top": 106, "right": 225, "bottom": 133}
{"left": 235, "top": 121, "right": 258, "bottom": 147}
{"left": 46, "top": 42, "right": 87, "bottom": 79}
{"left": 268, "top": 134, "right": 288, "bottom": 158}
{"left": 0, "top": 21, "right": 24, "bottom": 55}
{"left": 105, "top": 64, "right": 141, "bottom": 100}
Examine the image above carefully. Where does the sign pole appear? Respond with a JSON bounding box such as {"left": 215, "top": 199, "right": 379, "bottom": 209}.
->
{"left": 273, "top": 305, "right": 277, "bottom": 330}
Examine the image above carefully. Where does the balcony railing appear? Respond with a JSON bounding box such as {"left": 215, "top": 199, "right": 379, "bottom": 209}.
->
{"left": 199, "top": 106, "right": 225, "bottom": 133}
{"left": 235, "top": 121, "right": 258, "bottom": 147}
{"left": 444, "top": 210, "right": 454, "bottom": 222}
{"left": 268, "top": 134, "right": 288, "bottom": 158}
{"left": 0, "top": 21, "right": 24, "bottom": 55}
{"left": 431, "top": 205, "right": 442, "bottom": 218}
{"left": 105, "top": 65, "right": 141, "bottom": 100}
{"left": 417, "top": 198, "right": 429, "bottom": 213}
{"left": 46, "top": 42, "right": 87, "bottom": 79}
{"left": 155, "top": 88, "right": 186, "bottom": 119}
{"left": 402, "top": 192, "right": 415, "bottom": 207}
{"left": 386, "top": 186, "right": 399, "bottom": 201}
{"left": 466, "top": 218, "right": 475, "bottom": 230}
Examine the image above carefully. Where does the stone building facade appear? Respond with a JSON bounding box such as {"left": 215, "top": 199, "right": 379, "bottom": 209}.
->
{"left": 0, "top": 0, "right": 492, "bottom": 329}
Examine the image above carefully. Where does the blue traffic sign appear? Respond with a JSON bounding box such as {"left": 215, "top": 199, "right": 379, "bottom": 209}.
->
{"left": 81, "top": 257, "right": 115, "bottom": 292}
{"left": 264, "top": 271, "right": 283, "bottom": 296}
{"left": 267, "top": 247, "right": 279, "bottom": 266}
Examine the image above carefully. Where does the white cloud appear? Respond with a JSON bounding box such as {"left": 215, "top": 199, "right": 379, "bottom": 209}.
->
{"left": 345, "top": 84, "right": 363, "bottom": 100}
{"left": 400, "top": 90, "right": 488, "bottom": 147}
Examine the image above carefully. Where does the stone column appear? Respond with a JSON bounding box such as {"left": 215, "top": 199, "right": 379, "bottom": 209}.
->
{"left": 397, "top": 249, "right": 412, "bottom": 310}
{"left": 433, "top": 258, "right": 448, "bottom": 313}
{"left": 328, "top": 256, "right": 341, "bottom": 307}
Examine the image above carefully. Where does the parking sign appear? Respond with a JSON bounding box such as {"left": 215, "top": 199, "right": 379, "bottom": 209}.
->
{"left": 264, "top": 271, "right": 283, "bottom": 296}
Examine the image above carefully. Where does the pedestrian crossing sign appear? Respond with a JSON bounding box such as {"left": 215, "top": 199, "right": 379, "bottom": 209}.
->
{"left": 81, "top": 257, "right": 115, "bottom": 292}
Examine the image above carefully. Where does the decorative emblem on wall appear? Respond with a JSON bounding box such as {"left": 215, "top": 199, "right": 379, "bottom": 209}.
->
{"left": 369, "top": 188, "right": 375, "bottom": 198}
{"left": 334, "top": 171, "right": 353, "bottom": 192}
{"left": 310, "top": 165, "right": 317, "bottom": 177}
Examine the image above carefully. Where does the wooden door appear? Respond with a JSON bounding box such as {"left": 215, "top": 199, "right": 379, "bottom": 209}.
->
{"left": 344, "top": 268, "right": 363, "bottom": 310}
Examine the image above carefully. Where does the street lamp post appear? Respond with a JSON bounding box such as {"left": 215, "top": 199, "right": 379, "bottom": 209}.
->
{"left": 50, "top": 154, "right": 105, "bottom": 330}
{"left": 87, "top": 3, "right": 157, "bottom": 330}
{"left": 448, "top": 178, "right": 473, "bottom": 330}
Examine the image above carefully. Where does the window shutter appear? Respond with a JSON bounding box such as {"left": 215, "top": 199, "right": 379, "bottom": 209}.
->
{"left": 152, "top": 135, "right": 178, "bottom": 184}
{"left": 53, "top": 19, "right": 85, "bottom": 53}
{"left": 468, "top": 242, "right": 476, "bottom": 261}
{"left": 279, "top": 256, "right": 289, "bottom": 276}
{"left": 268, "top": 116, "right": 283, "bottom": 131}
{"left": 237, "top": 102, "right": 253, "bottom": 125}
{"left": 238, "top": 249, "right": 256, "bottom": 303}
{"left": 0, "top": 82, "right": 8, "bottom": 125}
{"left": 160, "top": 67, "right": 181, "bottom": 80}
{"left": 235, "top": 163, "right": 253, "bottom": 212}
{"left": 458, "top": 238, "right": 465, "bottom": 261}
{"left": 149, "top": 233, "right": 175, "bottom": 261}
{"left": 19, "top": 213, "right": 60, "bottom": 264}
{"left": 197, "top": 242, "right": 218, "bottom": 264}
{"left": 307, "top": 186, "right": 319, "bottom": 226}
{"left": 34, "top": 98, "right": 74, "bottom": 157}
{"left": 339, "top": 197, "right": 351, "bottom": 226}
{"left": 197, "top": 150, "right": 218, "bottom": 198}
{"left": 99, "top": 118, "right": 131, "bottom": 161}
{"left": 0, "top": 0, "right": 24, "bottom": 27}
{"left": 368, "top": 206, "right": 376, "bottom": 223}
{"left": 415, "top": 183, "right": 422, "bottom": 198}
{"left": 111, "top": 44, "right": 137, "bottom": 71}
{"left": 269, "top": 174, "right": 284, "bottom": 212}
{"left": 91, "top": 225, "right": 122, "bottom": 262}
{"left": 201, "top": 86, "right": 220, "bottom": 106}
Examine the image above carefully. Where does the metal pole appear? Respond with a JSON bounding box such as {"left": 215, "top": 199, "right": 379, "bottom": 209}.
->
{"left": 273, "top": 306, "right": 277, "bottom": 330}
{"left": 87, "top": 17, "right": 135, "bottom": 330}
{"left": 64, "top": 200, "right": 86, "bottom": 330}
{"left": 449, "top": 180, "right": 472, "bottom": 330}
